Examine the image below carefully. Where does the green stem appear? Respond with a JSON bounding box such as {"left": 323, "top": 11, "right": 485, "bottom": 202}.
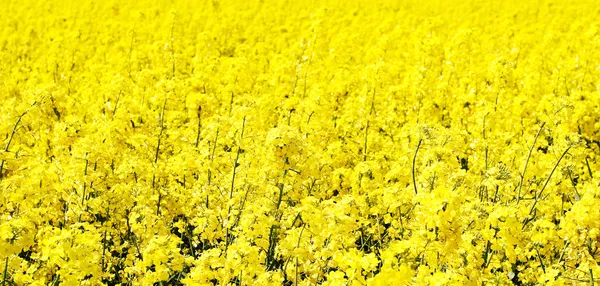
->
{"left": 535, "top": 245, "right": 546, "bottom": 273}
{"left": 2, "top": 257, "right": 8, "bottom": 286}
{"left": 412, "top": 139, "right": 423, "bottom": 194}
{"left": 207, "top": 128, "right": 219, "bottom": 186}
{"left": 586, "top": 156, "right": 594, "bottom": 178}
{"left": 195, "top": 106, "right": 202, "bottom": 148}
{"left": 528, "top": 145, "right": 572, "bottom": 216}
{"left": 101, "top": 230, "right": 107, "bottom": 273}
{"left": 517, "top": 122, "right": 545, "bottom": 204}
{"left": 225, "top": 118, "right": 246, "bottom": 252}
{"left": 0, "top": 112, "right": 27, "bottom": 181}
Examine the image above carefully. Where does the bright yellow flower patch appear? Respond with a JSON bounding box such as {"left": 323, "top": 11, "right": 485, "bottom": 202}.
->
{"left": 1, "top": 0, "right": 599, "bottom": 284}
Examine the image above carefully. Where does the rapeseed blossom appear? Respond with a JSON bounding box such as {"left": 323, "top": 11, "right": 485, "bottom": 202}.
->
{"left": 1, "top": 0, "right": 599, "bottom": 284}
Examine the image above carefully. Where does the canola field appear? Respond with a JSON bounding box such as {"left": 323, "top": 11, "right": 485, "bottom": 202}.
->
{"left": 1, "top": 0, "right": 600, "bottom": 285}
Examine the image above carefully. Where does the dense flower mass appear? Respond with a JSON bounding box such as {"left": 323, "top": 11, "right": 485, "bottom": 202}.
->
{"left": 1, "top": 0, "right": 599, "bottom": 284}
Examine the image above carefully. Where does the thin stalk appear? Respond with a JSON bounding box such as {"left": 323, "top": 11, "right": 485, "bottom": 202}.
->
{"left": 227, "top": 186, "right": 251, "bottom": 250}
{"left": 586, "top": 156, "right": 594, "bottom": 178}
{"left": 225, "top": 118, "right": 246, "bottom": 252}
{"left": 2, "top": 257, "right": 8, "bottom": 286}
{"left": 274, "top": 182, "right": 285, "bottom": 217}
{"left": 363, "top": 121, "right": 369, "bottom": 162}
{"left": 84, "top": 153, "right": 89, "bottom": 176}
{"left": 112, "top": 90, "right": 122, "bottom": 119}
{"left": 0, "top": 161, "right": 5, "bottom": 182}
{"left": 363, "top": 86, "right": 376, "bottom": 162}
{"left": 207, "top": 128, "right": 220, "bottom": 186}
{"left": 535, "top": 245, "right": 546, "bottom": 273}
{"left": 154, "top": 97, "right": 168, "bottom": 164}
{"left": 154, "top": 97, "right": 168, "bottom": 216}
{"left": 528, "top": 145, "right": 572, "bottom": 216}
{"left": 195, "top": 106, "right": 202, "bottom": 148}
{"left": 156, "top": 190, "right": 162, "bottom": 216}
{"left": 4, "top": 113, "right": 25, "bottom": 152}
{"left": 229, "top": 92, "right": 234, "bottom": 116}
{"left": 558, "top": 240, "right": 570, "bottom": 264}
{"left": 567, "top": 169, "right": 581, "bottom": 198}
{"left": 295, "top": 225, "right": 305, "bottom": 286}
{"left": 517, "top": 122, "right": 545, "bottom": 204}
{"left": 295, "top": 257, "right": 299, "bottom": 286}
{"left": 483, "top": 113, "right": 489, "bottom": 170}
{"left": 412, "top": 139, "right": 423, "bottom": 194}
{"left": 266, "top": 173, "right": 287, "bottom": 270}
{"left": 101, "top": 230, "right": 107, "bottom": 272}
{"left": 0, "top": 112, "right": 27, "bottom": 180}
{"left": 229, "top": 118, "right": 246, "bottom": 198}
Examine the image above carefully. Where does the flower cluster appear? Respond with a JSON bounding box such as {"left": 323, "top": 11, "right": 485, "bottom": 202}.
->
{"left": 1, "top": 0, "right": 599, "bottom": 285}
